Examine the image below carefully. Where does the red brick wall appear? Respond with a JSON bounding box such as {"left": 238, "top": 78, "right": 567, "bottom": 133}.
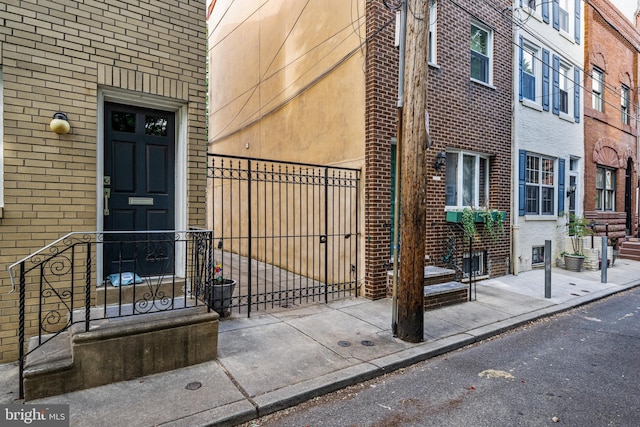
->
{"left": 363, "top": 0, "right": 513, "bottom": 299}
{"left": 584, "top": 0, "right": 640, "bottom": 237}
{"left": 364, "top": 1, "right": 398, "bottom": 299}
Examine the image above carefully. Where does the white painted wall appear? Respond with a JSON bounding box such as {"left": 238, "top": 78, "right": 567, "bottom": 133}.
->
{"left": 511, "top": 1, "right": 585, "bottom": 273}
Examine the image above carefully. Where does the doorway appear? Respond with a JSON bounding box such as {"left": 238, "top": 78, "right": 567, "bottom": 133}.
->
{"left": 103, "top": 102, "right": 176, "bottom": 277}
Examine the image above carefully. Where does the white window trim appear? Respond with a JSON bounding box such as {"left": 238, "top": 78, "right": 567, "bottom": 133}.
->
{"left": 428, "top": 0, "right": 438, "bottom": 66}
{"left": 470, "top": 20, "right": 493, "bottom": 86}
{"left": 444, "top": 149, "right": 490, "bottom": 210}
{"left": 525, "top": 153, "right": 557, "bottom": 216}
{"left": 596, "top": 166, "right": 616, "bottom": 211}
{"left": 592, "top": 67, "right": 604, "bottom": 112}
{"left": 621, "top": 85, "right": 630, "bottom": 125}
{"left": 524, "top": 0, "right": 543, "bottom": 22}
{"left": 558, "top": 0, "right": 571, "bottom": 35}
{"left": 521, "top": 39, "right": 541, "bottom": 105}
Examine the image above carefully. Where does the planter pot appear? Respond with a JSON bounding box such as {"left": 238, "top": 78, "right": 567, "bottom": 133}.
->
{"left": 564, "top": 254, "right": 585, "bottom": 272}
{"left": 205, "top": 279, "right": 237, "bottom": 316}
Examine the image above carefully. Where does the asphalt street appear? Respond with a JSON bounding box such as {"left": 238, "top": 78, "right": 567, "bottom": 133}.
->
{"left": 243, "top": 287, "right": 640, "bottom": 427}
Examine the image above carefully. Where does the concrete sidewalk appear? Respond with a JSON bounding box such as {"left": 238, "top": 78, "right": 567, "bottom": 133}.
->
{"left": 2, "top": 259, "right": 639, "bottom": 427}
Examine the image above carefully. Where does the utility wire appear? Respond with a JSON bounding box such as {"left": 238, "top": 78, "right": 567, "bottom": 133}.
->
{"left": 480, "top": 0, "right": 640, "bottom": 118}
{"left": 209, "top": 15, "right": 395, "bottom": 144}
{"left": 208, "top": 13, "right": 367, "bottom": 135}
{"left": 450, "top": 0, "right": 638, "bottom": 121}
{"left": 211, "top": 0, "right": 313, "bottom": 139}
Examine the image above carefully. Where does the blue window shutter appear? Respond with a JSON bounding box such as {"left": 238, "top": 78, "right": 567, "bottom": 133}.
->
{"left": 574, "top": 0, "right": 581, "bottom": 44}
{"left": 519, "top": 36, "right": 524, "bottom": 101}
{"left": 574, "top": 68, "right": 580, "bottom": 122}
{"left": 552, "top": 0, "right": 559, "bottom": 30}
{"left": 542, "top": 0, "right": 550, "bottom": 23}
{"left": 552, "top": 55, "right": 560, "bottom": 115}
{"left": 542, "top": 49, "right": 550, "bottom": 111}
{"left": 519, "top": 150, "right": 527, "bottom": 216}
{"left": 558, "top": 158, "right": 565, "bottom": 215}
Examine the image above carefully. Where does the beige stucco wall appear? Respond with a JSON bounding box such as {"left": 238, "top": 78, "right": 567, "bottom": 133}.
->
{"left": 0, "top": 0, "right": 207, "bottom": 363}
{"left": 208, "top": 0, "right": 366, "bottom": 166}
{"left": 207, "top": 0, "right": 367, "bottom": 290}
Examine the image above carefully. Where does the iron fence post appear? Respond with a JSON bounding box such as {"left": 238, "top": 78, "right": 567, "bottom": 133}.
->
{"left": 19, "top": 262, "right": 25, "bottom": 400}
{"left": 248, "top": 160, "right": 253, "bottom": 317}
{"left": 324, "top": 167, "right": 329, "bottom": 304}
{"left": 86, "top": 242, "right": 92, "bottom": 332}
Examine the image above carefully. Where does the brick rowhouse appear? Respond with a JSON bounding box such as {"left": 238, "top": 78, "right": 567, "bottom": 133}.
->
{"left": 584, "top": 0, "right": 640, "bottom": 239}
{"left": 363, "top": 0, "right": 513, "bottom": 299}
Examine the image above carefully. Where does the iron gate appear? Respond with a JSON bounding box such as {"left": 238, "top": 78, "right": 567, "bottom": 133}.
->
{"left": 208, "top": 154, "right": 360, "bottom": 316}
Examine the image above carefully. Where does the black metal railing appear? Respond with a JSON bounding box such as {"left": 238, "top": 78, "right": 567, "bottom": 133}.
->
{"left": 9, "top": 229, "right": 214, "bottom": 399}
{"left": 208, "top": 154, "right": 361, "bottom": 316}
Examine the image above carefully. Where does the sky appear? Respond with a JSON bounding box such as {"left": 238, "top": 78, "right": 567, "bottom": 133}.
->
{"left": 608, "top": 0, "right": 638, "bottom": 22}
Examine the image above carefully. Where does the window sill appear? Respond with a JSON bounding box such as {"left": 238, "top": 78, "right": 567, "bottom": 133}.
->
{"left": 428, "top": 62, "right": 440, "bottom": 69}
{"left": 525, "top": 215, "right": 558, "bottom": 221}
{"left": 470, "top": 78, "right": 496, "bottom": 90}
{"left": 521, "top": 99, "right": 543, "bottom": 111}
{"left": 559, "top": 112, "right": 574, "bottom": 123}
{"left": 559, "top": 30, "right": 575, "bottom": 44}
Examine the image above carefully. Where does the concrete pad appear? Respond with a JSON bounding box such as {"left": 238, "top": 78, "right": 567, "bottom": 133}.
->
{"left": 428, "top": 300, "right": 512, "bottom": 329}
{"left": 286, "top": 310, "right": 410, "bottom": 361}
{"left": 217, "top": 321, "right": 353, "bottom": 397}
{"left": 30, "top": 361, "right": 245, "bottom": 427}
{"left": 0, "top": 362, "right": 19, "bottom": 404}
{"left": 423, "top": 315, "right": 469, "bottom": 340}
{"left": 338, "top": 298, "right": 394, "bottom": 330}
{"left": 475, "top": 285, "right": 554, "bottom": 315}
{"left": 217, "top": 312, "right": 280, "bottom": 333}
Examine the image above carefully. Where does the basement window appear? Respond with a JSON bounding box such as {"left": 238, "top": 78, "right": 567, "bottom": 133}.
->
{"left": 532, "top": 246, "right": 545, "bottom": 265}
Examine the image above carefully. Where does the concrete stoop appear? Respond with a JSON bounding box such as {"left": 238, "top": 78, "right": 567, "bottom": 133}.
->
{"left": 23, "top": 306, "right": 219, "bottom": 401}
{"left": 389, "top": 266, "right": 468, "bottom": 310}
{"left": 619, "top": 239, "right": 640, "bottom": 261}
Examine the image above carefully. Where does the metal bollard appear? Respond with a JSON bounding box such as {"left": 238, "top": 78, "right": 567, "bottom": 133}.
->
{"left": 601, "top": 236, "right": 608, "bottom": 283}
{"left": 545, "top": 240, "right": 551, "bottom": 298}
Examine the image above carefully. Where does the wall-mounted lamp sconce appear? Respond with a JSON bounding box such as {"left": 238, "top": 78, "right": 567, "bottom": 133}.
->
{"left": 566, "top": 185, "right": 577, "bottom": 197}
{"left": 435, "top": 151, "right": 447, "bottom": 171}
{"left": 50, "top": 112, "right": 70, "bottom": 135}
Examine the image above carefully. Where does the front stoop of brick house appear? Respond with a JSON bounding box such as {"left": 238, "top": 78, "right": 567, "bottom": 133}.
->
{"left": 388, "top": 266, "right": 468, "bottom": 310}
{"left": 23, "top": 306, "right": 218, "bottom": 401}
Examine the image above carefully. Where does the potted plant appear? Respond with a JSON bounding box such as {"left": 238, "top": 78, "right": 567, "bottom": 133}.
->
{"left": 564, "top": 214, "right": 590, "bottom": 272}
{"left": 204, "top": 261, "right": 236, "bottom": 316}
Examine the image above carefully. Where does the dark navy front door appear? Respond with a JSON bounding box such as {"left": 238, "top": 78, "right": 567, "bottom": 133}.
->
{"left": 103, "top": 102, "right": 175, "bottom": 277}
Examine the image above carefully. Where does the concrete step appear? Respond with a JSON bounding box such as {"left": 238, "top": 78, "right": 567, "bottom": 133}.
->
{"left": 617, "top": 240, "right": 640, "bottom": 261}
{"left": 22, "top": 306, "right": 219, "bottom": 401}
{"left": 423, "top": 281, "right": 468, "bottom": 310}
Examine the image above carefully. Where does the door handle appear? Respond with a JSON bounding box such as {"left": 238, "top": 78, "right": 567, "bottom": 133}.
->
{"left": 103, "top": 188, "right": 111, "bottom": 216}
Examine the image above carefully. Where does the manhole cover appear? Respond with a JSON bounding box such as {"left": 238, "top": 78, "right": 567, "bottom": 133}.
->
{"left": 338, "top": 341, "right": 351, "bottom": 347}
{"left": 361, "top": 340, "right": 375, "bottom": 347}
{"left": 185, "top": 381, "right": 202, "bottom": 391}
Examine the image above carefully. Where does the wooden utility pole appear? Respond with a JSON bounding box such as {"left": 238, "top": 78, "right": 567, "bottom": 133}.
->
{"left": 396, "top": 0, "right": 430, "bottom": 342}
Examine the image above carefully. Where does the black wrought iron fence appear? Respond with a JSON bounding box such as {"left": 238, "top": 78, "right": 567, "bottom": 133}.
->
{"left": 9, "top": 229, "right": 213, "bottom": 399}
{"left": 208, "top": 154, "right": 361, "bottom": 316}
